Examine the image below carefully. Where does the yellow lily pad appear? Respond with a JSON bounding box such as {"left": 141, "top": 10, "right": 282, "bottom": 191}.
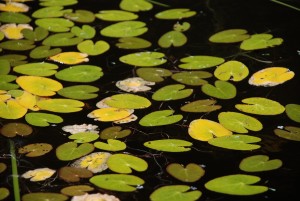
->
{"left": 0, "top": 99, "right": 27, "bottom": 119}
{"left": 0, "top": 2, "right": 29, "bottom": 12}
{"left": 49, "top": 52, "right": 89, "bottom": 64}
{"left": 0, "top": 23, "right": 32, "bottom": 39}
{"left": 87, "top": 107, "right": 133, "bottom": 122}
{"left": 22, "top": 168, "right": 56, "bottom": 182}
{"left": 16, "top": 76, "right": 63, "bottom": 96}
{"left": 15, "top": 90, "right": 39, "bottom": 111}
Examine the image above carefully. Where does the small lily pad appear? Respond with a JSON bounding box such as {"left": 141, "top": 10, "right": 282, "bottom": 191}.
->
{"left": 202, "top": 80, "right": 236, "bottom": 99}
{"left": 56, "top": 142, "right": 94, "bottom": 161}
{"left": 171, "top": 71, "right": 212, "bottom": 86}
{"left": 209, "top": 29, "right": 250, "bottom": 43}
{"left": 21, "top": 27, "right": 49, "bottom": 42}
{"left": 120, "top": 0, "right": 153, "bottom": 12}
{"left": 107, "top": 153, "right": 148, "bottom": 173}
{"left": 29, "top": 45, "right": 62, "bottom": 59}
{"left": 13, "top": 62, "right": 58, "bottom": 76}
{"left": 58, "top": 167, "right": 93, "bottom": 182}
{"left": 100, "top": 21, "right": 148, "bottom": 38}
{"left": 139, "top": 110, "right": 183, "bottom": 126}
{"left": 166, "top": 163, "right": 205, "bottom": 182}
{"left": 0, "top": 39, "right": 35, "bottom": 51}
{"left": 0, "top": 188, "right": 9, "bottom": 200}
{"left": 144, "top": 139, "right": 192, "bottom": 152}
{"left": 285, "top": 104, "right": 300, "bottom": 123}
{"left": 96, "top": 10, "right": 138, "bottom": 21}
{"left": 77, "top": 40, "right": 110, "bottom": 56}
{"left": 35, "top": 18, "right": 74, "bottom": 32}
{"left": 94, "top": 139, "right": 126, "bottom": 151}
{"left": 32, "top": 6, "right": 72, "bottom": 18}
{"left": 136, "top": 67, "right": 172, "bottom": 82}
{"left": 37, "top": 98, "right": 84, "bottom": 113}
{"left": 274, "top": 126, "right": 300, "bottom": 141}
{"left": 155, "top": 8, "right": 196, "bottom": 20}
{"left": 181, "top": 99, "right": 222, "bottom": 113}
{"left": 152, "top": 84, "right": 193, "bottom": 101}
{"left": 214, "top": 60, "right": 249, "bottom": 81}
{"left": 42, "top": 33, "right": 83, "bottom": 47}
{"left": 0, "top": 122, "right": 32, "bottom": 137}
{"left": 49, "top": 52, "right": 88, "bottom": 64}
{"left": 179, "top": 55, "right": 225, "bottom": 70}
{"left": 120, "top": 51, "right": 166, "bottom": 67}
{"left": 239, "top": 155, "right": 283, "bottom": 172}
{"left": 100, "top": 126, "right": 131, "bottom": 139}
{"left": 104, "top": 94, "right": 151, "bottom": 109}
{"left": 0, "top": 74, "right": 19, "bottom": 90}
{"left": 0, "top": 163, "right": 7, "bottom": 173}
{"left": 240, "top": 33, "right": 283, "bottom": 50}
{"left": 22, "top": 193, "right": 68, "bottom": 201}
{"left": 71, "top": 25, "right": 96, "bottom": 39}
{"left": 58, "top": 85, "right": 99, "bottom": 100}
{"left": 64, "top": 10, "right": 95, "bottom": 23}
{"left": 22, "top": 168, "right": 56, "bottom": 182}
{"left": 158, "top": 31, "right": 187, "bottom": 48}
{"left": 116, "top": 37, "right": 151, "bottom": 49}
{"left": 173, "top": 22, "right": 191, "bottom": 32}
{"left": 18, "top": 143, "right": 53, "bottom": 157}
{"left": 25, "top": 112, "right": 63, "bottom": 127}
{"left": 69, "top": 132, "right": 99, "bottom": 143}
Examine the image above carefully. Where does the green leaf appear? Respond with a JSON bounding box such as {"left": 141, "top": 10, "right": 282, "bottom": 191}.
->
{"left": 30, "top": 46, "right": 62, "bottom": 59}
{"left": 77, "top": 40, "right": 110, "bottom": 56}
{"left": 136, "top": 67, "right": 172, "bottom": 82}
{"left": 144, "top": 139, "right": 192, "bottom": 152}
{"left": 55, "top": 65, "right": 103, "bottom": 82}
{"left": 90, "top": 174, "right": 144, "bottom": 192}
{"left": 209, "top": 29, "right": 250, "bottom": 43}
{"left": 60, "top": 185, "right": 94, "bottom": 196}
{"left": 0, "top": 54, "right": 27, "bottom": 66}
{"left": 0, "top": 60, "right": 10, "bottom": 75}
{"left": 181, "top": 99, "right": 221, "bottom": 113}
{"left": 120, "top": 51, "right": 166, "bottom": 67}
{"left": 104, "top": 94, "right": 151, "bottom": 109}
{"left": 171, "top": 71, "right": 212, "bottom": 86}
{"left": 0, "top": 75, "right": 19, "bottom": 90}
{"left": 69, "top": 132, "right": 99, "bottom": 143}
{"left": 0, "top": 40, "right": 35, "bottom": 51}
{"left": 94, "top": 139, "right": 126, "bottom": 151}
{"left": 0, "top": 188, "right": 9, "bottom": 200}
{"left": 285, "top": 104, "right": 300, "bottom": 123}
{"left": 21, "top": 27, "right": 49, "bottom": 42}
{"left": 39, "top": 0, "right": 78, "bottom": 7}
{"left": 214, "top": 60, "right": 249, "bottom": 81}
{"left": 18, "top": 143, "right": 53, "bottom": 157}
{"left": 239, "top": 155, "right": 282, "bottom": 172}
{"left": 35, "top": 18, "right": 74, "bottom": 32}
{"left": 22, "top": 193, "right": 68, "bottom": 201}
{"left": 155, "top": 8, "right": 196, "bottom": 20}
{"left": 96, "top": 10, "right": 138, "bottom": 21}
{"left": 100, "top": 21, "right": 148, "bottom": 38}
{"left": 42, "top": 33, "right": 83, "bottom": 47}
{"left": 173, "top": 22, "right": 191, "bottom": 32}
{"left": 179, "top": 55, "right": 225, "bottom": 70}
{"left": 100, "top": 126, "right": 131, "bottom": 140}
{"left": 166, "top": 163, "right": 205, "bottom": 182}
{"left": 152, "top": 84, "right": 193, "bottom": 101}
{"left": 208, "top": 135, "right": 261, "bottom": 151}
{"left": 64, "top": 10, "right": 95, "bottom": 23}
{"left": 56, "top": 142, "right": 94, "bottom": 161}
{"left": 25, "top": 112, "right": 63, "bottom": 127}
{"left": 202, "top": 80, "right": 236, "bottom": 99}
{"left": 205, "top": 174, "right": 268, "bottom": 195}
{"left": 139, "top": 110, "right": 183, "bottom": 126}
{"left": 107, "top": 153, "right": 148, "bottom": 173}
{"left": 158, "top": 31, "right": 187, "bottom": 48}
{"left": 274, "top": 126, "right": 300, "bottom": 141}
{"left": 0, "top": 12, "right": 31, "bottom": 23}
{"left": 13, "top": 62, "right": 58, "bottom": 76}
{"left": 235, "top": 97, "right": 285, "bottom": 115}
{"left": 120, "top": 0, "right": 153, "bottom": 12}
{"left": 58, "top": 85, "right": 99, "bottom": 100}
{"left": 37, "top": 98, "right": 84, "bottom": 113}
{"left": 71, "top": 25, "right": 96, "bottom": 39}
{"left": 240, "top": 34, "right": 283, "bottom": 50}
{"left": 218, "top": 112, "right": 263, "bottom": 133}
{"left": 32, "top": 6, "right": 72, "bottom": 18}
{"left": 116, "top": 37, "right": 152, "bottom": 49}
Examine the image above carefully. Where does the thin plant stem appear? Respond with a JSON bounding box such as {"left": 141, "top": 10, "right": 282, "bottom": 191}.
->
{"left": 9, "top": 139, "right": 21, "bottom": 201}
{"left": 270, "top": 0, "right": 300, "bottom": 11}
{"left": 146, "top": 0, "right": 170, "bottom": 7}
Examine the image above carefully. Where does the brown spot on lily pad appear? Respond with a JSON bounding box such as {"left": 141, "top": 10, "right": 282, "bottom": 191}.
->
{"left": 18, "top": 143, "right": 53, "bottom": 157}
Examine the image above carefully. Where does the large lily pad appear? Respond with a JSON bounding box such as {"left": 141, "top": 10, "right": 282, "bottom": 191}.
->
{"left": 139, "top": 110, "right": 183, "bottom": 126}
{"left": 37, "top": 99, "right": 84, "bottom": 113}
{"left": 96, "top": 10, "right": 138, "bottom": 21}
{"left": 0, "top": 39, "right": 35, "bottom": 51}
{"left": 239, "top": 155, "right": 282, "bottom": 172}
{"left": 55, "top": 65, "right": 103, "bottom": 82}
{"left": 56, "top": 142, "right": 94, "bottom": 161}
{"left": 119, "top": 0, "right": 153, "bottom": 12}
{"left": 35, "top": 18, "right": 74, "bottom": 32}
{"left": 285, "top": 104, "right": 300, "bottom": 123}
{"left": 0, "top": 122, "right": 32, "bottom": 137}
{"left": 274, "top": 126, "right": 300, "bottom": 141}
{"left": 158, "top": 31, "right": 187, "bottom": 48}
{"left": 77, "top": 40, "right": 110, "bottom": 56}
{"left": 144, "top": 139, "right": 192, "bottom": 152}
{"left": 0, "top": 54, "right": 27, "bottom": 66}
{"left": 240, "top": 33, "right": 283, "bottom": 50}
{"left": 13, "top": 62, "right": 58, "bottom": 76}
{"left": 214, "top": 60, "right": 249, "bottom": 81}
{"left": 100, "top": 21, "right": 147, "bottom": 38}
{"left": 179, "top": 55, "right": 225, "bottom": 70}
{"left": 120, "top": 51, "right": 166, "bottom": 67}
{"left": 58, "top": 85, "right": 99, "bottom": 100}
{"left": 136, "top": 67, "right": 172, "bottom": 82}
{"left": 171, "top": 71, "right": 212, "bottom": 86}
{"left": 152, "top": 84, "right": 193, "bottom": 101}
{"left": 25, "top": 112, "right": 63, "bottom": 127}
{"left": 181, "top": 99, "right": 221, "bottom": 113}
{"left": 201, "top": 80, "right": 236, "bottom": 99}
{"left": 42, "top": 32, "right": 83, "bottom": 47}
{"left": 209, "top": 29, "right": 250, "bottom": 43}
{"left": 104, "top": 94, "right": 151, "bottom": 109}
{"left": 155, "top": 8, "right": 196, "bottom": 20}
{"left": 107, "top": 153, "right": 148, "bottom": 173}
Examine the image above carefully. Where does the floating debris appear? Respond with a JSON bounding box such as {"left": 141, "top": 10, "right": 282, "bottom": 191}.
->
{"left": 71, "top": 193, "right": 120, "bottom": 201}
{"left": 0, "top": 23, "right": 32, "bottom": 39}
{"left": 116, "top": 77, "right": 155, "bottom": 92}
{"left": 22, "top": 168, "right": 56, "bottom": 182}
{"left": 62, "top": 124, "right": 99, "bottom": 134}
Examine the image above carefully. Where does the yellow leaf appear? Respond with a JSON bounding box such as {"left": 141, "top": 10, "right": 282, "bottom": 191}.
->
{"left": 0, "top": 24, "right": 32, "bottom": 39}
{"left": 16, "top": 91, "right": 39, "bottom": 111}
{"left": 0, "top": 99, "right": 27, "bottom": 119}
{"left": 21, "top": 168, "right": 56, "bottom": 182}
{"left": 87, "top": 107, "right": 133, "bottom": 122}
{"left": 0, "top": 90, "right": 11, "bottom": 102}
{"left": 49, "top": 52, "right": 89, "bottom": 65}
{"left": 0, "top": 2, "right": 29, "bottom": 12}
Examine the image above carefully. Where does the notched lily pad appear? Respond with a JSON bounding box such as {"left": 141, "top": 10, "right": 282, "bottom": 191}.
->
{"left": 35, "top": 18, "right": 74, "bottom": 32}
{"left": 152, "top": 84, "right": 193, "bottom": 101}
{"left": 144, "top": 139, "right": 192, "bottom": 152}
{"left": 71, "top": 25, "right": 96, "bottom": 39}
{"left": 22, "top": 27, "right": 49, "bottom": 42}
{"left": 105, "top": 94, "right": 151, "bottom": 109}
{"left": 0, "top": 39, "right": 35, "bottom": 51}
{"left": 13, "top": 62, "right": 58, "bottom": 76}
{"left": 56, "top": 142, "right": 94, "bottom": 161}
{"left": 116, "top": 37, "right": 151, "bottom": 49}
{"left": 59, "top": 167, "right": 93, "bottom": 182}
{"left": 37, "top": 98, "right": 84, "bottom": 113}
{"left": 60, "top": 185, "right": 94, "bottom": 196}
{"left": 22, "top": 192, "right": 68, "bottom": 201}
{"left": 179, "top": 55, "right": 225, "bottom": 70}
{"left": 43, "top": 33, "right": 83, "bottom": 47}
{"left": 120, "top": 0, "right": 153, "bottom": 12}
{"left": 158, "top": 31, "right": 187, "bottom": 48}
{"left": 209, "top": 29, "right": 250, "bottom": 43}
{"left": 100, "top": 126, "right": 131, "bottom": 139}
{"left": 32, "top": 6, "right": 72, "bottom": 18}
{"left": 139, "top": 110, "right": 183, "bottom": 127}
{"left": 58, "top": 85, "right": 99, "bottom": 100}
{"left": 107, "top": 153, "right": 148, "bottom": 173}
{"left": 274, "top": 126, "right": 300, "bottom": 141}
{"left": 0, "top": 122, "right": 33, "bottom": 137}
{"left": 77, "top": 40, "right": 110, "bottom": 56}
{"left": 285, "top": 104, "right": 300, "bottom": 123}
{"left": 96, "top": 10, "right": 138, "bottom": 21}
{"left": 0, "top": 12, "right": 31, "bottom": 23}
{"left": 55, "top": 65, "right": 103, "bottom": 82}
{"left": 120, "top": 51, "right": 166, "bottom": 67}
{"left": 49, "top": 52, "right": 88, "bottom": 64}
{"left": 181, "top": 99, "right": 221, "bottom": 113}
{"left": 136, "top": 67, "right": 172, "bottom": 82}
{"left": 166, "top": 163, "right": 205, "bottom": 182}
{"left": 201, "top": 80, "right": 236, "bottom": 99}
{"left": 69, "top": 132, "right": 99, "bottom": 143}
{"left": 239, "top": 155, "right": 282, "bottom": 172}
{"left": 171, "top": 71, "right": 212, "bottom": 86}
{"left": 155, "top": 8, "right": 196, "bottom": 20}
{"left": 240, "top": 33, "right": 283, "bottom": 50}
{"left": 214, "top": 60, "right": 249, "bottom": 81}
{"left": 100, "top": 21, "right": 148, "bottom": 38}
{"left": 25, "top": 112, "right": 63, "bottom": 127}
{"left": 64, "top": 10, "right": 95, "bottom": 23}
{"left": 94, "top": 139, "right": 126, "bottom": 151}
{"left": 30, "top": 45, "right": 62, "bottom": 59}
{"left": 18, "top": 143, "right": 53, "bottom": 157}
{"left": 0, "top": 100, "right": 27, "bottom": 120}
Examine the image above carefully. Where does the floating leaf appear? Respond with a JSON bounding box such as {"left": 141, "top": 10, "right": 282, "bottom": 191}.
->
{"left": 166, "top": 163, "right": 205, "bottom": 182}
{"left": 14, "top": 90, "right": 38, "bottom": 111}
{"left": 107, "top": 153, "right": 148, "bottom": 173}
{"left": 235, "top": 97, "right": 285, "bottom": 115}
{"left": 0, "top": 100, "right": 27, "bottom": 119}
{"left": 171, "top": 71, "right": 212, "bottom": 86}
{"left": 105, "top": 94, "right": 151, "bottom": 109}
{"left": 35, "top": 18, "right": 74, "bottom": 32}
{"left": 77, "top": 40, "right": 110, "bottom": 56}
{"left": 59, "top": 167, "right": 93, "bottom": 182}
{"left": 60, "top": 185, "right": 94, "bottom": 196}
{"left": 0, "top": 54, "right": 27, "bottom": 66}
{"left": 0, "top": 188, "right": 9, "bottom": 200}
{"left": 22, "top": 193, "right": 68, "bottom": 201}
{"left": 0, "top": 23, "right": 32, "bottom": 40}
{"left": 25, "top": 112, "right": 63, "bottom": 127}
{"left": 13, "top": 62, "right": 58, "bottom": 76}
{"left": 136, "top": 67, "right": 172, "bottom": 82}
{"left": 218, "top": 112, "right": 263, "bottom": 133}
{"left": 43, "top": 33, "right": 83, "bottom": 47}
{"left": 120, "top": 0, "right": 153, "bottom": 12}
{"left": 155, "top": 8, "right": 196, "bottom": 20}
{"left": 0, "top": 60, "right": 10, "bottom": 75}
{"left": 152, "top": 84, "right": 193, "bottom": 101}
{"left": 239, "top": 155, "right": 283, "bottom": 172}
{"left": 32, "top": 6, "right": 72, "bottom": 18}
{"left": 69, "top": 132, "right": 99, "bottom": 143}
{"left": 144, "top": 139, "right": 192, "bottom": 152}
{"left": 90, "top": 174, "right": 145, "bottom": 192}
{"left": 0, "top": 39, "right": 35, "bottom": 51}
{"left": 116, "top": 37, "right": 151, "bottom": 49}
{"left": 179, "top": 55, "right": 225, "bottom": 70}
{"left": 116, "top": 77, "right": 154, "bottom": 92}
{"left": 100, "top": 21, "right": 147, "bottom": 38}
{"left": 37, "top": 98, "right": 84, "bottom": 113}
{"left": 55, "top": 65, "right": 103, "bottom": 82}
{"left": 21, "top": 27, "right": 48, "bottom": 42}
{"left": 201, "top": 80, "right": 236, "bottom": 99}
{"left": 22, "top": 168, "right": 56, "bottom": 182}
{"left": 94, "top": 139, "right": 126, "bottom": 151}
{"left": 88, "top": 107, "right": 133, "bottom": 122}
{"left": 56, "top": 142, "right": 94, "bottom": 161}
{"left": 158, "top": 31, "right": 187, "bottom": 48}
{"left": 240, "top": 33, "right": 283, "bottom": 50}
{"left": 49, "top": 52, "right": 88, "bottom": 64}
{"left": 18, "top": 143, "right": 53, "bottom": 157}
{"left": 58, "top": 85, "right": 99, "bottom": 100}
{"left": 100, "top": 126, "right": 131, "bottom": 139}
{"left": 0, "top": 12, "right": 31, "bottom": 23}
{"left": 249, "top": 67, "right": 294, "bottom": 86}
{"left": 209, "top": 29, "right": 250, "bottom": 43}
{"left": 96, "top": 10, "right": 138, "bottom": 21}
{"left": 30, "top": 45, "right": 62, "bottom": 59}
{"left": 181, "top": 99, "right": 221, "bottom": 113}
{"left": 0, "top": 122, "right": 32, "bottom": 137}
{"left": 205, "top": 174, "right": 268, "bottom": 195}
{"left": 64, "top": 10, "right": 95, "bottom": 23}
{"left": 173, "top": 22, "right": 191, "bottom": 32}
{"left": 139, "top": 110, "right": 183, "bottom": 127}
{"left": 208, "top": 135, "right": 261, "bottom": 151}
{"left": 285, "top": 104, "right": 300, "bottom": 123}
{"left": 39, "top": 0, "right": 78, "bottom": 7}
{"left": 150, "top": 185, "right": 202, "bottom": 201}
{"left": 188, "top": 119, "right": 232, "bottom": 141}
{"left": 0, "top": 163, "right": 7, "bottom": 173}
{"left": 274, "top": 126, "right": 300, "bottom": 141}
{"left": 71, "top": 25, "right": 96, "bottom": 39}
{"left": 214, "top": 60, "right": 249, "bottom": 81}
{"left": 0, "top": 75, "right": 19, "bottom": 90}
{"left": 120, "top": 51, "right": 166, "bottom": 67}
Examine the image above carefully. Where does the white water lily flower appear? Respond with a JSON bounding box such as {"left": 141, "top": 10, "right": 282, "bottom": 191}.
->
{"left": 0, "top": 24, "right": 33, "bottom": 39}
{"left": 62, "top": 124, "right": 99, "bottom": 134}
{"left": 71, "top": 193, "right": 120, "bottom": 201}
{"left": 22, "top": 168, "right": 55, "bottom": 182}
{"left": 116, "top": 77, "right": 155, "bottom": 92}
{"left": 0, "top": 2, "right": 29, "bottom": 12}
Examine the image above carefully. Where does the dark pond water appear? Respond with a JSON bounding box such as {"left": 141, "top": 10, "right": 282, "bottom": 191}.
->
{"left": 1, "top": 0, "right": 300, "bottom": 201}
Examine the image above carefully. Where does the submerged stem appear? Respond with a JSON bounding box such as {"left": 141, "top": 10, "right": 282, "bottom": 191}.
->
{"left": 146, "top": 0, "right": 170, "bottom": 7}
{"left": 9, "top": 139, "right": 21, "bottom": 201}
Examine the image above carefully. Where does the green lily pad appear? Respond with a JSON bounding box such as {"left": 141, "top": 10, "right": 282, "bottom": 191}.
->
{"left": 0, "top": 60, "right": 10, "bottom": 75}
{"left": 21, "top": 27, "right": 49, "bottom": 42}
{"left": 101, "top": 21, "right": 148, "bottom": 38}
{"left": 171, "top": 71, "right": 212, "bottom": 86}
{"left": 0, "top": 12, "right": 31, "bottom": 23}
{"left": 120, "top": 51, "right": 166, "bottom": 67}
{"left": 30, "top": 45, "right": 62, "bottom": 59}
{"left": 77, "top": 40, "right": 110, "bottom": 56}
{"left": 71, "top": 25, "right": 96, "bottom": 39}
{"left": 56, "top": 142, "right": 94, "bottom": 161}
{"left": 59, "top": 167, "right": 93, "bottom": 182}
{"left": 0, "top": 32, "right": 3, "bottom": 41}
{"left": 209, "top": 29, "right": 250, "bottom": 43}
{"left": 144, "top": 139, "right": 192, "bottom": 152}
{"left": 239, "top": 155, "right": 283, "bottom": 172}
{"left": 60, "top": 185, "right": 94, "bottom": 196}
{"left": 55, "top": 65, "right": 103, "bottom": 82}
{"left": 58, "top": 85, "right": 99, "bottom": 100}
{"left": 205, "top": 174, "right": 268, "bottom": 195}
{"left": 274, "top": 126, "right": 300, "bottom": 141}
{"left": 13, "top": 62, "right": 58, "bottom": 76}
{"left": 180, "top": 99, "right": 222, "bottom": 113}
{"left": 107, "top": 153, "right": 148, "bottom": 173}
{"left": 25, "top": 112, "right": 63, "bottom": 127}
{"left": 90, "top": 174, "right": 145, "bottom": 192}
{"left": 179, "top": 55, "right": 225, "bottom": 70}
{"left": 0, "top": 75, "right": 19, "bottom": 90}
{"left": 208, "top": 135, "right": 261, "bottom": 151}
{"left": 32, "top": 6, "right": 72, "bottom": 18}
{"left": 116, "top": 37, "right": 152, "bottom": 49}
{"left": 150, "top": 185, "right": 202, "bottom": 201}
{"left": 173, "top": 22, "right": 191, "bottom": 32}
{"left": 39, "top": 0, "right": 78, "bottom": 7}
{"left": 0, "top": 188, "right": 9, "bottom": 200}
{"left": 155, "top": 8, "right": 196, "bottom": 20}
{"left": 0, "top": 54, "right": 27, "bottom": 66}
{"left": 166, "top": 163, "right": 205, "bottom": 182}
{"left": 96, "top": 10, "right": 138, "bottom": 21}
{"left": 64, "top": 10, "right": 95, "bottom": 23}
{"left": 69, "top": 132, "right": 99, "bottom": 143}
{"left": 240, "top": 34, "right": 283, "bottom": 50}
{"left": 22, "top": 192, "right": 68, "bottom": 201}
{"left": 35, "top": 18, "right": 74, "bottom": 32}
{"left": 235, "top": 97, "right": 285, "bottom": 115}
{"left": 120, "top": 0, "right": 153, "bottom": 12}
{"left": 37, "top": 98, "right": 84, "bottom": 113}
{"left": 104, "top": 94, "right": 151, "bottom": 109}
{"left": 94, "top": 139, "right": 126, "bottom": 151}
{"left": 136, "top": 67, "right": 172, "bottom": 82}
{"left": 18, "top": 143, "right": 53, "bottom": 157}
{"left": 214, "top": 60, "right": 249, "bottom": 81}
{"left": 201, "top": 80, "right": 236, "bottom": 99}
{"left": 139, "top": 110, "right": 183, "bottom": 126}
{"left": 152, "top": 84, "right": 193, "bottom": 101}
{"left": 218, "top": 112, "right": 263, "bottom": 133}
{"left": 42, "top": 32, "right": 83, "bottom": 47}
{"left": 0, "top": 40, "right": 35, "bottom": 51}
{"left": 100, "top": 126, "right": 132, "bottom": 139}
{"left": 285, "top": 104, "right": 300, "bottom": 123}
{"left": 158, "top": 31, "right": 187, "bottom": 48}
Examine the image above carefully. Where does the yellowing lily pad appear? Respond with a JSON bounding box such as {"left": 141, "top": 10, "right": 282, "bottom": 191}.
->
{"left": 25, "top": 112, "right": 63, "bottom": 127}
{"left": 214, "top": 60, "right": 249, "bottom": 81}
{"left": 14, "top": 90, "right": 38, "bottom": 111}
{"left": 59, "top": 167, "right": 93, "bottom": 182}
{"left": 77, "top": 40, "right": 110, "bottom": 56}
{"left": 104, "top": 94, "right": 151, "bottom": 109}
{"left": 144, "top": 139, "right": 192, "bottom": 152}
{"left": 139, "top": 110, "right": 183, "bottom": 127}
{"left": 116, "top": 77, "right": 155, "bottom": 92}
{"left": 0, "top": 99, "right": 27, "bottom": 119}
{"left": 96, "top": 10, "right": 138, "bottom": 21}
{"left": 18, "top": 143, "right": 53, "bottom": 157}
{"left": 37, "top": 98, "right": 84, "bottom": 113}
{"left": 240, "top": 33, "right": 283, "bottom": 50}
{"left": 116, "top": 37, "right": 151, "bottom": 49}
{"left": 88, "top": 107, "right": 133, "bottom": 122}
{"left": 49, "top": 52, "right": 88, "bottom": 64}
{"left": 120, "top": 0, "right": 153, "bottom": 12}
{"left": 22, "top": 168, "right": 56, "bottom": 182}
{"left": 249, "top": 67, "right": 294, "bottom": 86}
{"left": 166, "top": 163, "right": 205, "bottom": 182}
{"left": 180, "top": 99, "right": 222, "bottom": 113}
{"left": 0, "top": 163, "right": 7, "bottom": 173}
{"left": 239, "top": 155, "right": 282, "bottom": 172}
{"left": 0, "top": 23, "right": 32, "bottom": 39}
{"left": 209, "top": 29, "right": 250, "bottom": 43}
{"left": 155, "top": 8, "right": 196, "bottom": 20}
{"left": 100, "top": 126, "right": 131, "bottom": 140}
{"left": 0, "top": 2, "right": 29, "bottom": 12}
{"left": 136, "top": 67, "right": 172, "bottom": 82}
{"left": 120, "top": 51, "right": 166, "bottom": 67}
{"left": 107, "top": 153, "right": 148, "bottom": 173}
{"left": 188, "top": 119, "right": 232, "bottom": 141}
{"left": 179, "top": 55, "right": 225, "bottom": 70}
{"left": 285, "top": 104, "right": 300, "bottom": 123}
{"left": 100, "top": 21, "right": 148, "bottom": 38}
{"left": 55, "top": 65, "right": 103, "bottom": 82}
{"left": 274, "top": 126, "right": 300, "bottom": 141}
{"left": 60, "top": 185, "right": 94, "bottom": 196}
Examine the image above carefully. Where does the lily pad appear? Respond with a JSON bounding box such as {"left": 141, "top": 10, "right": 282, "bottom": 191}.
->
{"left": 218, "top": 112, "right": 263, "bottom": 133}
{"left": 59, "top": 167, "right": 93, "bottom": 182}
{"left": 285, "top": 104, "right": 300, "bottom": 123}
{"left": 56, "top": 142, "right": 94, "bottom": 161}
{"left": 158, "top": 31, "right": 187, "bottom": 48}
{"left": 139, "top": 110, "right": 183, "bottom": 126}
{"left": 71, "top": 25, "right": 96, "bottom": 39}
{"left": 22, "top": 193, "right": 68, "bottom": 201}
{"left": 274, "top": 126, "right": 300, "bottom": 141}
{"left": 60, "top": 185, "right": 94, "bottom": 196}
{"left": 136, "top": 67, "right": 172, "bottom": 82}
{"left": 0, "top": 188, "right": 9, "bottom": 200}
{"left": 32, "top": 6, "right": 72, "bottom": 18}
{"left": 201, "top": 80, "right": 236, "bottom": 99}
{"left": 120, "top": 51, "right": 166, "bottom": 67}
{"left": 94, "top": 139, "right": 126, "bottom": 151}
{"left": 209, "top": 29, "right": 250, "bottom": 43}
{"left": 173, "top": 22, "right": 191, "bottom": 32}
{"left": 104, "top": 94, "right": 151, "bottom": 109}
{"left": 58, "top": 85, "right": 99, "bottom": 100}
{"left": 208, "top": 135, "right": 261, "bottom": 151}
{"left": 171, "top": 71, "right": 212, "bottom": 86}
{"left": 39, "top": 0, "right": 78, "bottom": 7}
{"left": 181, "top": 99, "right": 222, "bottom": 113}
{"left": 13, "top": 62, "right": 58, "bottom": 76}
{"left": 30, "top": 45, "right": 62, "bottom": 59}
{"left": 35, "top": 18, "right": 74, "bottom": 32}
{"left": 0, "top": 74, "right": 19, "bottom": 90}
{"left": 119, "top": 0, "right": 153, "bottom": 12}
{"left": 77, "top": 40, "right": 110, "bottom": 56}
{"left": 204, "top": 174, "right": 268, "bottom": 195}
{"left": 64, "top": 10, "right": 95, "bottom": 23}
{"left": 25, "top": 112, "right": 63, "bottom": 127}
{"left": 0, "top": 122, "right": 32, "bottom": 137}
{"left": 107, "top": 153, "right": 148, "bottom": 173}
{"left": 179, "top": 55, "right": 225, "bottom": 70}
{"left": 49, "top": 52, "right": 88, "bottom": 64}
{"left": 152, "top": 84, "right": 193, "bottom": 101}
{"left": 18, "top": 143, "right": 53, "bottom": 157}
{"left": 144, "top": 139, "right": 192, "bottom": 152}
{"left": 100, "top": 21, "right": 148, "bottom": 38}
{"left": 100, "top": 126, "right": 132, "bottom": 139}
{"left": 96, "top": 10, "right": 138, "bottom": 21}
{"left": 0, "top": 60, "right": 10, "bottom": 75}
{"left": 37, "top": 98, "right": 84, "bottom": 113}
{"left": 0, "top": 39, "right": 35, "bottom": 51}
{"left": 240, "top": 33, "right": 283, "bottom": 50}
{"left": 214, "top": 60, "right": 249, "bottom": 81}
{"left": 235, "top": 97, "right": 285, "bottom": 115}
{"left": 90, "top": 174, "right": 145, "bottom": 192}
{"left": 0, "top": 2, "right": 29, "bottom": 12}
{"left": 239, "top": 155, "right": 283, "bottom": 172}
{"left": 150, "top": 185, "right": 202, "bottom": 201}
{"left": 166, "top": 163, "right": 205, "bottom": 182}
{"left": 0, "top": 54, "right": 27, "bottom": 66}
{"left": 0, "top": 100, "right": 27, "bottom": 120}
{"left": 0, "top": 12, "right": 31, "bottom": 23}
{"left": 69, "top": 132, "right": 99, "bottom": 143}
{"left": 21, "top": 27, "right": 49, "bottom": 42}
{"left": 116, "top": 37, "right": 151, "bottom": 49}
{"left": 155, "top": 8, "right": 196, "bottom": 20}
{"left": 22, "top": 168, "right": 56, "bottom": 182}
{"left": 42, "top": 32, "right": 83, "bottom": 47}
